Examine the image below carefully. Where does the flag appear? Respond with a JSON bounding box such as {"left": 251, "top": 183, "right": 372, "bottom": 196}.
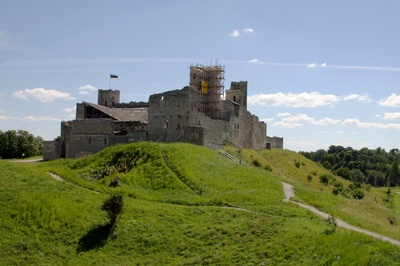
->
{"left": 110, "top": 74, "right": 119, "bottom": 79}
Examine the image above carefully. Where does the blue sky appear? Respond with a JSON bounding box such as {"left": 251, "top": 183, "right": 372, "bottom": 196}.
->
{"left": 1, "top": 0, "right": 400, "bottom": 151}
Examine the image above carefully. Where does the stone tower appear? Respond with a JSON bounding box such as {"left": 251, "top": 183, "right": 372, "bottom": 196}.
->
{"left": 225, "top": 81, "right": 247, "bottom": 110}
{"left": 98, "top": 89, "right": 120, "bottom": 107}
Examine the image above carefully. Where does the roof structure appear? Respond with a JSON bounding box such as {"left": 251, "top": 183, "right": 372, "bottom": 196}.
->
{"left": 83, "top": 101, "right": 148, "bottom": 124}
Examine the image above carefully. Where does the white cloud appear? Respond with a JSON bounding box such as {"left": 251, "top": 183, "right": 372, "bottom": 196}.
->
{"left": 335, "top": 130, "right": 345, "bottom": 134}
{"left": 343, "top": 94, "right": 371, "bottom": 103}
{"left": 342, "top": 118, "right": 400, "bottom": 129}
{"left": 0, "top": 115, "right": 17, "bottom": 121}
{"left": 248, "top": 92, "right": 373, "bottom": 108}
{"left": 282, "top": 113, "right": 314, "bottom": 123}
{"left": 248, "top": 58, "right": 259, "bottom": 63}
{"left": 78, "top": 84, "right": 97, "bottom": 95}
{"left": 12, "top": 90, "right": 29, "bottom": 100}
{"left": 307, "top": 63, "right": 327, "bottom": 68}
{"left": 63, "top": 106, "right": 76, "bottom": 113}
{"left": 248, "top": 92, "right": 340, "bottom": 108}
{"left": 228, "top": 30, "right": 240, "bottom": 37}
{"left": 242, "top": 28, "right": 254, "bottom": 34}
{"left": 229, "top": 27, "right": 254, "bottom": 38}
{"left": 277, "top": 112, "right": 291, "bottom": 117}
{"left": 22, "top": 115, "right": 61, "bottom": 122}
{"left": 12, "top": 88, "right": 75, "bottom": 103}
{"left": 379, "top": 93, "right": 400, "bottom": 107}
{"left": 273, "top": 121, "right": 302, "bottom": 128}
{"left": 277, "top": 113, "right": 340, "bottom": 126}
{"left": 262, "top": 117, "right": 274, "bottom": 123}
{"left": 383, "top": 112, "right": 400, "bottom": 120}
{"left": 310, "top": 117, "right": 341, "bottom": 125}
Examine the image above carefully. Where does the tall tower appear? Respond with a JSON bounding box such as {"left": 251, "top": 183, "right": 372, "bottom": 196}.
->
{"left": 225, "top": 81, "right": 247, "bottom": 110}
{"left": 189, "top": 63, "right": 225, "bottom": 119}
{"left": 98, "top": 89, "right": 120, "bottom": 107}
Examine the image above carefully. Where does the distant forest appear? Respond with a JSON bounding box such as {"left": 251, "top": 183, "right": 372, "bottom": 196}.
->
{"left": 0, "top": 130, "right": 44, "bottom": 159}
{"left": 299, "top": 146, "right": 400, "bottom": 187}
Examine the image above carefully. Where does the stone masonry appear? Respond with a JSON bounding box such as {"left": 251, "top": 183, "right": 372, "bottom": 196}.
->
{"left": 43, "top": 65, "right": 282, "bottom": 160}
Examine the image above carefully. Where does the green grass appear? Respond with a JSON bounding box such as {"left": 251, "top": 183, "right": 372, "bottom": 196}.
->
{"left": 1, "top": 142, "right": 400, "bottom": 265}
{"left": 224, "top": 146, "right": 400, "bottom": 240}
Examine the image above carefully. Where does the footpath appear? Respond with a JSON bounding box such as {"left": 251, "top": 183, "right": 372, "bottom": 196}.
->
{"left": 282, "top": 181, "right": 400, "bottom": 247}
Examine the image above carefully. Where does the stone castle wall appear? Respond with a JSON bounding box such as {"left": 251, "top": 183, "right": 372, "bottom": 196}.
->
{"left": 61, "top": 119, "right": 148, "bottom": 158}
{"left": 148, "top": 84, "right": 267, "bottom": 150}
{"left": 48, "top": 75, "right": 275, "bottom": 159}
{"left": 267, "top": 136, "right": 284, "bottom": 149}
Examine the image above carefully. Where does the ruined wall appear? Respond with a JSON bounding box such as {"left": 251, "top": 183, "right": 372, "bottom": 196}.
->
{"left": 148, "top": 88, "right": 192, "bottom": 143}
{"left": 148, "top": 85, "right": 267, "bottom": 150}
{"left": 64, "top": 119, "right": 113, "bottom": 158}
{"left": 267, "top": 136, "right": 284, "bottom": 149}
{"left": 76, "top": 103, "right": 85, "bottom": 120}
{"left": 61, "top": 119, "right": 149, "bottom": 158}
{"left": 43, "top": 140, "right": 62, "bottom": 160}
{"left": 113, "top": 121, "right": 148, "bottom": 142}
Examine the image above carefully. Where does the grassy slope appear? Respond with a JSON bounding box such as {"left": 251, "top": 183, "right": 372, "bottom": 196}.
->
{"left": 224, "top": 146, "right": 400, "bottom": 240}
{"left": 1, "top": 142, "right": 399, "bottom": 265}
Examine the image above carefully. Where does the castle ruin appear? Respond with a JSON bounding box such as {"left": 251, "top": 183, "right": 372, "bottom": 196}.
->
{"left": 44, "top": 64, "right": 283, "bottom": 160}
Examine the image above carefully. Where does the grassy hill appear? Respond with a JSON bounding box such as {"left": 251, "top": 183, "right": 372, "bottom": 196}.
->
{"left": 1, "top": 142, "right": 400, "bottom": 265}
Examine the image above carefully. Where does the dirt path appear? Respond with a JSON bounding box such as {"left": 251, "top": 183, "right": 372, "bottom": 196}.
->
{"left": 282, "top": 181, "right": 400, "bottom": 247}
{"left": 47, "top": 172, "right": 100, "bottom": 194}
{"left": 48, "top": 172, "right": 64, "bottom": 182}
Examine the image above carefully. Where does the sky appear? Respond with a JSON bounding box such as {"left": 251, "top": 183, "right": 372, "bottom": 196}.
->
{"left": 1, "top": 0, "right": 400, "bottom": 152}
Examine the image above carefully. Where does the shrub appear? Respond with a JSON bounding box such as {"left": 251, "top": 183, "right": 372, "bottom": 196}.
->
{"left": 102, "top": 194, "right": 124, "bottom": 226}
{"left": 352, "top": 188, "right": 365, "bottom": 199}
{"left": 252, "top": 159, "right": 262, "bottom": 168}
{"left": 319, "top": 174, "right": 329, "bottom": 186}
{"left": 388, "top": 216, "right": 397, "bottom": 226}
{"left": 263, "top": 164, "right": 272, "bottom": 172}
{"left": 322, "top": 161, "right": 332, "bottom": 170}
{"left": 294, "top": 160, "right": 301, "bottom": 169}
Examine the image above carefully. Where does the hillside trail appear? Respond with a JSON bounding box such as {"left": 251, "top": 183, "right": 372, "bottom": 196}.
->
{"left": 282, "top": 182, "right": 400, "bottom": 247}
{"left": 47, "top": 172, "right": 99, "bottom": 194}
{"left": 45, "top": 166, "right": 400, "bottom": 246}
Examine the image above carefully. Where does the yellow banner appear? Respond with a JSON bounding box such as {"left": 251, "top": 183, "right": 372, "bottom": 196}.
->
{"left": 201, "top": 81, "right": 208, "bottom": 94}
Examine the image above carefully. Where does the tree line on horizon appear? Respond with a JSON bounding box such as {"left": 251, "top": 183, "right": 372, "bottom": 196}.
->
{"left": 299, "top": 145, "right": 400, "bottom": 187}
{"left": 0, "top": 130, "right": 44, "bottom": 159}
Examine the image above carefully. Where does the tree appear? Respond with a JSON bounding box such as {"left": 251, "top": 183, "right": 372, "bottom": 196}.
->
{"left": 352, "top": 169, "right": 366, "bottom": 183}
{"left": 0, "top": 129, "right": 43, "bottom": 159}
{"left": 336, "top": 168, "right": 352, "bottom": 181}
{"left": 102, "top": 194, "right": 124, "bottom": 226}
{"left": 389, "top": 160, "right": 400, "bottom": 187}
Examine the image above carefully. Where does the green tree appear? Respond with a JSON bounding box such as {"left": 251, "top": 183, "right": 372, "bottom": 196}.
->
{"left": 389, "top": 160, "right": 400, "bottom": 187}
{"left": 336, "top": 167, "right": 352, "bottom": 181}
{"left": 102, "top": 194, "right": 124, "bottom": 226}
{"left": 0, "top": 130, "right": 43, "bottom": 159}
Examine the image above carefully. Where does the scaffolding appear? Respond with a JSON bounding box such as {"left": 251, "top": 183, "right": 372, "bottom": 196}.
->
{"left": 189, "top": 63, "right": 225, "bottom": 120}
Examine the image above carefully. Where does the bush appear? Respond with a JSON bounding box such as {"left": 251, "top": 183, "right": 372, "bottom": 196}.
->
{"left": 252, "top": 159, "right": 262, "bottom": 168}
{"left": 352, "top": 188, "right": 365, "bottom": 199}
{"left": 263, "top": 164, "right": 272, "bottom": 172}
{"left": 102, "top": 194, "right": 124, "bottom": 226}
{"left": 319, "top": 174, "right": 329, "bottom": 186}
